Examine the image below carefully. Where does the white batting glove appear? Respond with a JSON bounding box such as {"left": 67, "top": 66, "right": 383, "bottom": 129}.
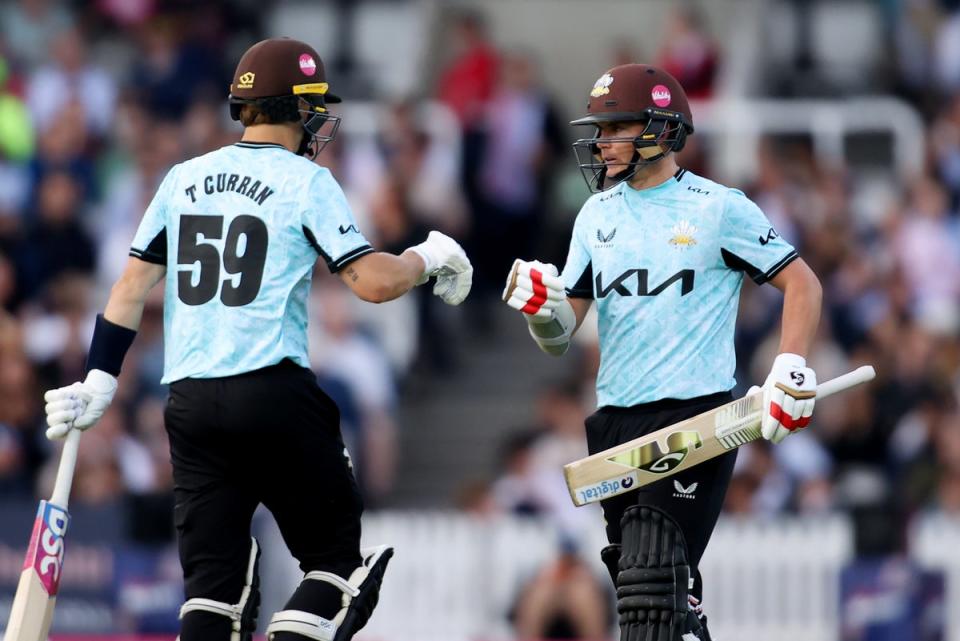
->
{"left": 432, "top": 265, "right": 473, "bottom": 305}
{"left": 502, "top": 259, "right": 566, "bottom": 320}
{"left": 409, "top": 231, "right": 473, "bottom": 305}
{"left": 760, "top": 353, "right": 817, "bottom": 444}
{"left": 43, "top": 369, "right": 118, "bottom": 440}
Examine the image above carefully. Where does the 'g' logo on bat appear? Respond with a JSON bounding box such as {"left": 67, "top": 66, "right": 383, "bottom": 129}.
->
{"left": 608, "top": 431, "right": 703, "bottom": 475}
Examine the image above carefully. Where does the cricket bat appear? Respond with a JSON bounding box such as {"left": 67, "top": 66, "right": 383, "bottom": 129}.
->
{"left": 3, "top": 429, "right": 81, "bottom": 641}
{"left": 564, "top": 365, "right": 876, "bottom": 507}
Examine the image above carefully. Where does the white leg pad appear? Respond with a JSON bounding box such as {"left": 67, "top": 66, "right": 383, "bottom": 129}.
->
{"left": 179, "top": 538, "right": 261, "bottom": 641}
{"left": 266, "top": 545, "right": 393, "bottom": 641}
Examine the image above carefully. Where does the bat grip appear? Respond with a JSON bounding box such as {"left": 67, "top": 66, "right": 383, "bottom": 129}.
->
{"left": 816, "top": 365, "right": 876, "bottom": 400}
{"left": 50, "top": 429, "right": 81, "bottom": 508}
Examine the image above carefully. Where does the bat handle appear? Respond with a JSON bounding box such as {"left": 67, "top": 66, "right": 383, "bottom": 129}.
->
{"left": 816, "top": 365, "right": 876, "bottom": 400}
{"left": 50, "top": 429, "right": 82, "bottom": 508}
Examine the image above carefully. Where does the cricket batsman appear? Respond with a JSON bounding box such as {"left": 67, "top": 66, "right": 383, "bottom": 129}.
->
{"left": 41, "top": 38, "right": 472, "bottom": 641}
{"left": 503, "top": 64, "right": 822, "bottom": 640}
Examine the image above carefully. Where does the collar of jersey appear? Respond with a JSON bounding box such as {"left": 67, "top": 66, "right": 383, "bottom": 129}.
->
{"left": 234, "top": 141, "right": 287, "bottom": 150}
{"left": 621, "top": 167, "right": 687, "bottom": 199}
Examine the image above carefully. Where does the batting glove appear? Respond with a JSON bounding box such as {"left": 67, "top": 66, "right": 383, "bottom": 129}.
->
{"left": 409, "top": 231, "right": 473, "bottom": 305}
{"left": 432, "top": 265, "right": 473, "bottom": 306}
{"left": 44, "top": 369, "right": 118, "bottom": 440}
{"left": 502, "top": 259, "right": 566, "bottom": 319}
{"left": 760, "top": 353, "right": 817, "bottom": 444}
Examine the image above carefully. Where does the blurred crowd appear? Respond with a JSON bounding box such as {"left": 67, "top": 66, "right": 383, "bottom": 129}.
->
{"left": 0, "top": 0, "right": 959, "bottom": 600}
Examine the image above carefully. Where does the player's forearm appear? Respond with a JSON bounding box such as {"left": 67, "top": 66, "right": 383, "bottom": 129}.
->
{"left": 103, "top": 269, "right": 161, "bottom": 330}
{"left": 776, "top": 263, "right": 822, "bottom": 358}
{"left": 103, "top": 287, "right": 148, "bottom": 331}
{"left": 341, "top": 251, "right": 423, "bottom": 303}
{"left": 91, "top": 260, "right": 165, "bottom": 376}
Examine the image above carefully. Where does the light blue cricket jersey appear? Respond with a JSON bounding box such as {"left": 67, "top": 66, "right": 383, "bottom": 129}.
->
{"left": 561, "top": 168, "right": 797, "bottom": 408}
{"left": 130, "top": 142, "right": 373, "bottom": 384}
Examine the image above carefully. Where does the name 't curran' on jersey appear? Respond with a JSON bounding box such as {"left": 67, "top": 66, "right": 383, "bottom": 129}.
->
{"left": 561, "top": 168, "right": 797, "bottom": 408}
{"left": 130, "top": 142, "right": 373, "bottom": 384}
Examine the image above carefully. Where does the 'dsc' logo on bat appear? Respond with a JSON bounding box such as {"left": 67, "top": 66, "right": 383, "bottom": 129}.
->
{"left": 26, "top": 502, "right": 69, "bottom": 596}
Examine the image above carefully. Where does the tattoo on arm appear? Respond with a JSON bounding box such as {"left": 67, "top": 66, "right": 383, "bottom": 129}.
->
{"left": 345, "top": 266, "right": 359, "bottom": 282}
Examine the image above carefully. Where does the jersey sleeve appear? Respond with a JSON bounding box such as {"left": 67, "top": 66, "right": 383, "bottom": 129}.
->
{"left": 561, "top": 210, "right": 594, "bottom": 298}
{"left": 719, "top": 188, "right": 798, "bottom": 284}
{"left": 129, "top": 166, "right": 177, "bottom": 265}
{"left": 301, "top": 169, "right": 374, "bottom": 273}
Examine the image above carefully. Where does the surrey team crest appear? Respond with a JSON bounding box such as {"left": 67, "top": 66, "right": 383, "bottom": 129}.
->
{"left": 590, "top": 73, "right": 614, "bottom": 98}
{"left": 669, "top": 220, "right": 698, "bottom": 248}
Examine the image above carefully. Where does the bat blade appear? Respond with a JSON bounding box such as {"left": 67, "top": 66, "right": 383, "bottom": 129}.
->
{"left": 564, "top": 366, "right": 876, "bottom": 507}
{"left": 3, "top": 501, "right": 70, "bottom": 641}
{"left": 4, "top": 429, "right": 79, "bottom": 641}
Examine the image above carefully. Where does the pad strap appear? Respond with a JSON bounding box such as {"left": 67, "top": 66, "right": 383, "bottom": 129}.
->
{"left": 304, "top": 570, "right": 361, "bottom": 598}
{"left": 180, "top": 598, "right": 240, "bottom": 620}
{"left": 179, "top": 538, "right": 260, "bottom": 641}
{"left": 267, "top": 610, "right": 337, "bottom": 641}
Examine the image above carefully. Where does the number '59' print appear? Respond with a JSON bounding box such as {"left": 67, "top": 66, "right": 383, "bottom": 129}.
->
{"left": 177, "top": 214, "right": 268, "bottom": 307}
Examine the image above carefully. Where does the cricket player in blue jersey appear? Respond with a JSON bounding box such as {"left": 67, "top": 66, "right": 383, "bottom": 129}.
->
{"left": 503, "top": 64, "right": 822, "bottom": 641}
{"left": 41, "top": 38, "right": 472, "bottom": 641}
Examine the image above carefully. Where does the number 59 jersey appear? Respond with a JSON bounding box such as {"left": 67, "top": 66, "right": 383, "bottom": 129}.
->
{"left": 130, "top": 142, "right": 373, "bottom": 384}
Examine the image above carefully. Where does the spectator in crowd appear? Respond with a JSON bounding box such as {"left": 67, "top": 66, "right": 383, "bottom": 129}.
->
{"left": 0, "top": 55, "right": 34, "bottom": 238}
{"left": 128, "top": 15, "right": 224, "bottom": 120}
{"left": 891, "top": 175, "right": 960, "bottom": 319}
{"left": 929, "top": 93, "right": 960, "bottom": 206}
{"left": 435, "top": 10, "right": 502, "bottom": 322}
{"left": 0, "top": 345, "right": 40, "bottom": 495}
{"left": 436, "top": 9, "right": 500, "bottom": 134}
{"left": 180, "top": 94, "right": 237, "bottom": 158}
{"left": 470, "top": 51, "right": 564, "bottom": 308}
{"left": 27, "top": 100, "right": 98, "bottom": 209}
{"left": 0, "top": 55, "right": 34, "bottom": 164}
{"left": 511, "top": 539, "right": 610, "bottom": 641}
{"left": 0, "top": 0, "right": 73, "bottom": 71}
{"left": 655, "top": 5, "right": 719, "bottom": 99}
{"left": 374, "top": 100, "right": 466, "bottom": 235}
{"left": 309, "top": 283, "right": 400, "bottom": 504}
{"left": 13, "top": 171, "right": 95, "bottom": 301}
{"left": 26, "top": 25, "right": 117, "bottom": 139}
{"left": 492, "top": 429, "right": 548, "bottom": 517}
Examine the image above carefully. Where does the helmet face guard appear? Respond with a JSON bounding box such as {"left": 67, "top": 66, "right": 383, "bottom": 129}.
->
{"left": 297, "top": 94, "right": 340, "bottom": 159}
{"left": 228, "top": 93, "right": 341, "bottom": 159}
{"left": 572, "top": 108, "right": 690, "bottom": 193}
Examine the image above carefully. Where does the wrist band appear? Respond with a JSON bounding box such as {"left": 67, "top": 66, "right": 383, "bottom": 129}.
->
{"left": 86, "top": 314, "right": 137, "bottom": 376}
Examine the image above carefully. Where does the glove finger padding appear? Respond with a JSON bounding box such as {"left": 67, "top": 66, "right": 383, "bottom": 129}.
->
{"left": 502, "top": 259, "right": 565, "bottom": 318}
{"left": 44, "top": 382, "right": 85, "bottom": 404}
{"left": 46, "top": 407, "right": 81, "bottom": 428}
{"left": 43, "top": 370, "right": 118, "bottom": 439}
{"left": 45, "top": 422, "right": 73, "bottom": 440}
{"left": 761, "top": 353, "right": 817, "bottom": 444}
{"left": 504, "top": 293, "right": 553, "bottom": 319}
{"left": 433, "top": 267, "right": 472, "bottom": 305}
{"left": 44, "top": 384, "right": 89, "bottom": 440}
{"left": 513, "top": 272, "right": 565, "bottom": 298}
